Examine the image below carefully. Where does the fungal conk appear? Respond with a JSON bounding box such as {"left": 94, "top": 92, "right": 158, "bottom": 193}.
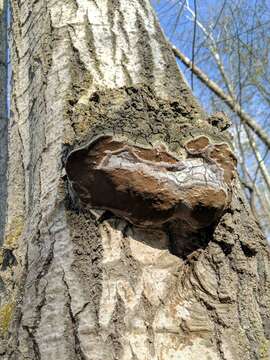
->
{"left": 65, "top": 135, "right": 236, "bottom": 230}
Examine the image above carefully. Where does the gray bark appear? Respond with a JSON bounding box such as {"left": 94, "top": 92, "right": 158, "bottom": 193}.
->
{"left": 0, "top": 1, "right": 270, "bottom": 360}
{"left": 0, "top": 0, "right": 8, "bottom": 244}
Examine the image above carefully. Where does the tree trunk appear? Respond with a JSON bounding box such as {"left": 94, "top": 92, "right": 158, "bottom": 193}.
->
{"left": 0, "top": 1, "right": 270, "bottom": 359}
{"left": 0, "top": 0, "right": 8, "bottom": 244}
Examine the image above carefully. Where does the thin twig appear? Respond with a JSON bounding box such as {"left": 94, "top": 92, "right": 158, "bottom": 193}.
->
{"left": 191, "top": 0, "right": 197, "bottom": 90}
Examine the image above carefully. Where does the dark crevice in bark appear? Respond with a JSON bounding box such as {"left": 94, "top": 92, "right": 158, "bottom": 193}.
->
{"left": 119, "top": 221, "right": 143, "bottom": 290}
{"left": 19, "top": 9, "right": 32, "bottom": 28}
{"left": 216, "top": 240, "right": 233, "bottom": 256}
{"left": 106, "top": 292, "right": 126, "bottom": 360}
{"left": 168, "top": 223, "right": 214, "bottom": 259}
{"left": 0, "top": 0, "right": 9, "bottom": 246}
{"left": 0, "top": 129, "right": 8, "bottom": 246}
{"left": 107, "top": 0, "right": 118, "bottom": 63}
{"left": 22, "top": 325, "right": 42, "bottom": 360}
{"left": 2, "top": 247, "right": 28, "bottom": 359}
{"left": 121, "top": 52, "right": 133, "bottom": 86}
{"left": 66, "top": 24, "right": 95, "bottom": 122}
{"left": 82, "top": 16, "right": 102, "bottom": 77}
{"left": 34, "top": 226, "right": 55, "bottom": 293}
{"left": 16, "top": 262, "right": 48, "bottom": 360}
{"left": 62, "top": 269, "right": 87, "bottom": 360}
{"left": 141, "top": 293, "right": 156, "bottom": 357}
{"left": 117, "top": 6, "right": 130, "bottom": 48}
{"left": 135, "top": 11, "right": 155, "bottom": 87}
{"left": 215, "top": 329, "right": 227, "bottom": 360}
{"left": 240, "top": 242, "right": 257, "bottom": 257}
{"left": 25, "top": 12, "right": 47, "bottom": 214}
{"left": 136, "top": 0, "right": 150, "bottom": 17}
{"left": 74, "top": 301, "right": 91, "bottom": 318}
{"left": 1, "top": 249, "right": 17, "bottom": 271}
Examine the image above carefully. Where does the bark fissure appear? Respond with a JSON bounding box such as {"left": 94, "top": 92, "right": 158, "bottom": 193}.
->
{"left": 0, "top": 0, "right": 8, "bottom": 245}
{"left": 61, "top": 269, "right": 87, "bottom": 360}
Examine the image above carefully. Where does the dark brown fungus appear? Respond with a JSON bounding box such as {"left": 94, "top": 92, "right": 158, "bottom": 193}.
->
{"left": 66, "top": 136, "right": 236, "bottom": 229}
{"left": 184, "top": 136, "right": 210, "bottom": 154}
{"left": 207, "top": 111, "right": 232, "bottom": 131}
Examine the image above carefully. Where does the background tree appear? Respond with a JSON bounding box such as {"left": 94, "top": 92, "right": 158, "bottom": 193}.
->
{"left": 0, "top": 1, "right": 269, "bottom": 359}
{"left": 154, "top": 0, "right": 270, "bottom": 236}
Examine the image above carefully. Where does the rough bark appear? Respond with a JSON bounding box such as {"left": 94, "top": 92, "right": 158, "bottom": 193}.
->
{"left": 0, "top": 0, "right": 8, "bottom": 245}
{"left": 0, "top": 1, "right": 270, "bottom": 360}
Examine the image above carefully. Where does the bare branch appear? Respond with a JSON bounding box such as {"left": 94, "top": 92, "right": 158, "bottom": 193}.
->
{"left": 191, "top": 0, "right": 197, "bottom": 90}
{"left": 172, "top": 46, "right": 270, "bottom": 150}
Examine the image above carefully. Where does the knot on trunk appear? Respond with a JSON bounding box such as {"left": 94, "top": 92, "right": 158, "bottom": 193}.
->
{"left": 65, "top": 135, "right": 236, "bottom": 230}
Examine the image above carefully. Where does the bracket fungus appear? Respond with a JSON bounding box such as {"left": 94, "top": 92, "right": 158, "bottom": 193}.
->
{"left": 66, "top": 135, "right": 236, "bottom": 230}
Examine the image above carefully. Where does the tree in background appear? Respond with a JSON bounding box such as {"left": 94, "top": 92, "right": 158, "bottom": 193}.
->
{"left": 154, "top": 0, "right": 270, "bottom": 235}
{"left": 0, "top": 1, "right": 270, "bottom": 359}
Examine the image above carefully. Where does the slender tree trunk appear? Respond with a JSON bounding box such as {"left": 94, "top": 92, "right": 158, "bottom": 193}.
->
{"left": 0, "top": 1, "right": 270, "bottom": 360}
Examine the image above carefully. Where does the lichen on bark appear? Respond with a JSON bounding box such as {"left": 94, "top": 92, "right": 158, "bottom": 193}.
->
{"left": 0, "top": 302, "right": 14, "bottom": 337}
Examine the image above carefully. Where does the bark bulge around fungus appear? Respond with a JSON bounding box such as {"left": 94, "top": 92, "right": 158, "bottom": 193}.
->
{"left": 66, "top": 135, "right": 236, "bottom": 230}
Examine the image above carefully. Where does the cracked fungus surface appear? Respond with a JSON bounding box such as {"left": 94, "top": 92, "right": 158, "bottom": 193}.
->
{"left": 66, "top": 135, "right": 236, "bottom": 229}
